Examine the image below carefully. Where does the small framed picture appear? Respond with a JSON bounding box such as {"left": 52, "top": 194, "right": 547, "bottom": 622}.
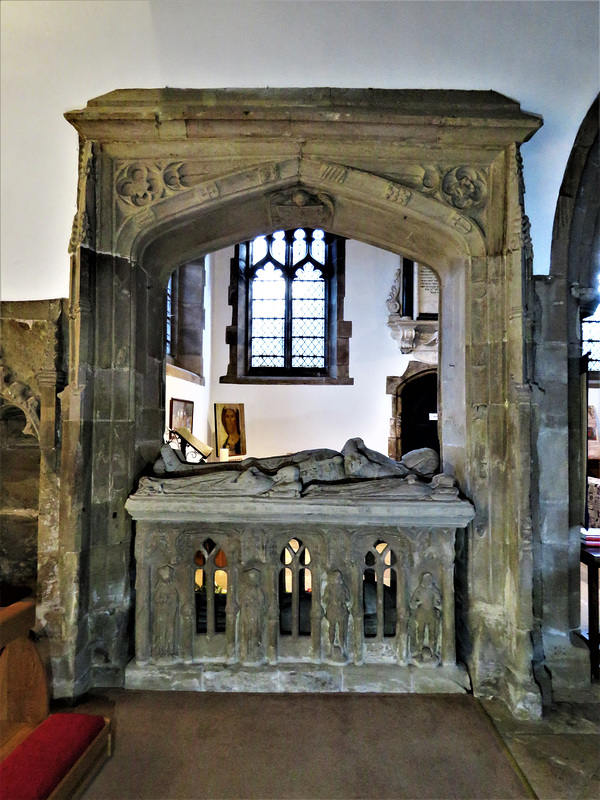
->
{"left": 170, "top": 398, "right": 194, "bottom": 434}
{"left": 215, "top": 403, "right": 246, "bottom": 457}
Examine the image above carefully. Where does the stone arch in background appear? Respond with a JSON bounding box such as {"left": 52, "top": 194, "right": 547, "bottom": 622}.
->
{"left": 532, "top": 96, "right": 600, "bottom": 696}
{"left": 49, "top": 89, "right": 544, "bottom": 713}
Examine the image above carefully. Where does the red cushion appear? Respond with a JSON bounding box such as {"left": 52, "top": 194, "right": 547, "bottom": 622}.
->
{"left": 0, "top": 713, "right": 106, "bottom": 800}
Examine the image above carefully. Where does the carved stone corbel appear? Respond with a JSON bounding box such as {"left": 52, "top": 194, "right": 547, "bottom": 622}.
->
{"left": 387, "top": 318, "right": 438, "bottom": 363}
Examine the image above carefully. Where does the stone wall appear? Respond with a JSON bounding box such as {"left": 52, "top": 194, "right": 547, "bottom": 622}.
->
{"left": 0, "top": 300, "right": 66, "bottom": 604}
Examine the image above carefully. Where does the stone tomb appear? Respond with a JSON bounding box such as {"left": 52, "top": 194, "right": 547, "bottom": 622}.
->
{"left": 125, "top": 441, "right": 475, "bottom": 692}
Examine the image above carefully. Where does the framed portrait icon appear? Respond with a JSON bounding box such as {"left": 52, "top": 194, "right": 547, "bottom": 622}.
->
{"left": 215, "top": 403, "right": 246, "bottom": 457}
{"left": 169, "top": 398, "right": 194, "bottom": 434}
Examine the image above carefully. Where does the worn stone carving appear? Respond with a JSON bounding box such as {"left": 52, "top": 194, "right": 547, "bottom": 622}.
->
{"left": 430, "top": 473, "right": 460, "bottom": 502}
{"left": 450, "top": 213, "right": 473, "bottom": 234}
{"left": 69, "top": 140, "right": 94, "bottom": 252}
{"left": 269, "top": 188, "right": 334, "bottom": 230}
{"left": 115, "top": 160, "right": 221, "bottom": 210}
{"left": 402, "top": 448, "right": 439, "bottom": 478}
{"left": 136, "top": 439, "right": 465, "bottom": 506}
{"left": 0, "top": 366, "right": 40, "bottom": 439}
{"left": 238, "top": 567, "right": 267, "bottom": 663}
{"left": 442, "top": 166, "right": 487, "bottom": 209}
{"left": 258, "top": 164, "right": 281, "bottom": 184}
{"left": 320, "top": 164, "right": 348, "bottom": 184}
{"left": 408, "top": 572, "right": 442, "bottom": 663}
{"left": 515, "top": 146, "right": 533, "bottom": 265}
{"left": 392, "top": 164, "right": 440, "bottom": 194}
{"left": 152, "top": 565, "right": 179, "bottom": 659}
{"left": 141, "top": 438, "right": 462, "bottom": 501}
{"left": 323, "top": 570, "right": 351, "bottom": 659}
{"left": 116, "top": 162, "right": 163, "bottom": 207}
{"left": 385, "top": 183, "right": 411, "bottom": 205}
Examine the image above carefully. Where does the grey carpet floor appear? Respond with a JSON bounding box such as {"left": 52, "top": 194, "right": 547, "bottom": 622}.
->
{"left": 75, "top": 691, "right": 533, "bottom": 800}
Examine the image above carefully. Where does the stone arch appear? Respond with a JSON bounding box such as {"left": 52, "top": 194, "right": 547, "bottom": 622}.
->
{"left": 58, "top": 89, "right": 543, "bottom": 711}
{"left": 387, "top": 363, "right": 438, "bottom": 460}
{"left": 129, "top": 163, "right": 476, "bottom": 478}
{"left": 126, "top": 159, "right": 485, "bottom": 285}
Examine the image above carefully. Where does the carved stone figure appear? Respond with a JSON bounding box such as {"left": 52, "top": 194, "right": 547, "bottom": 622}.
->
{"left": 139, "top": 438, "right": 462, "bottom": 503}
{"left": 408, "top": 572, "right": 442, "bottom": 663}
{"left": 152, "top": 565, "right": 179, "bottom": 660}
{"left": 323, "top": 570, "right": 351, "bottom": 659}
{"left": 239, "top": 568, "right": 267, "bottom": 663}
{"left": 340, "top": 438, "right": 410, "bottom": 479}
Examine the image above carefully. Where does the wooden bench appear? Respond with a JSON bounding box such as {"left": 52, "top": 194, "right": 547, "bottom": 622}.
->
{"left": 0, "top": 598, "right": 111, "bottom": 799}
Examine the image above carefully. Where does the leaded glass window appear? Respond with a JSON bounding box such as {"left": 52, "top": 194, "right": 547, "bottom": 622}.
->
{"left": 245, "top": 229, "right": 330, "bottom": 375}
{"left": 583, "top": 306, "right": 600, "bottom": 371}
{"left": 222, "top": 227, "right": 351, "bottom": 384}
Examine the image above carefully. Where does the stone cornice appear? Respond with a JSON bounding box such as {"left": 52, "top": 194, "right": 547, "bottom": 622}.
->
{"left": 65, "top": 88, "right": 542, "bottom": 147}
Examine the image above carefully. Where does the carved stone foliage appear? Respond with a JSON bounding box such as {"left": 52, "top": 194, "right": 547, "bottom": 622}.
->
{"left": 114, "top": 159, "right": 221, "bottom": 215}
{"left": 115, "top": 159, "right": 285, "bottom": 213}
{"left": 379, "top": 163, "right": 488, "bottom": 229}
{"left": 441, "top": 166, "right": 487, "bottom": 210}
{"left": 0, "top": 365, "right": 40, "bottom": 439}
{"left": 116, "top": 163, "right": 163, "bottom": 207}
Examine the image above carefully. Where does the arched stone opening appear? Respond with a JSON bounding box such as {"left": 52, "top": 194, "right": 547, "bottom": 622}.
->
{"left": 387, "top": 364, "right": 439, "bottom": 461}
{"left": 134, "top": 172, "right": 474, "bottom": 476}
{"left": 53, "top": 89, "right": 542, "bottom": 713}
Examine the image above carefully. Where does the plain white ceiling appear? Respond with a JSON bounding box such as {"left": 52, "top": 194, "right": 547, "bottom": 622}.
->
{"left": 1, "top": 0, "right": 598, "bottom": 299}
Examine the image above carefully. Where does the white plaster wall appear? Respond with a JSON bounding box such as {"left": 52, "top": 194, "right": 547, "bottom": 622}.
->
{"left": 164, "top": 374, "right": 209, "bottom": 444}
{"left": 1, "top": 1, "right": 598, "bottom": 300}
{"left": 198, "top": 239, "right": 411, "bottom": 458}
{"left": 163, "top": 256, "right": 214, "bottom": 445}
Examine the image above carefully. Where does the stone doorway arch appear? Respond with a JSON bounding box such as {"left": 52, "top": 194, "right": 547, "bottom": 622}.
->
{"left": 387, "top": 363, "right": 438, "bottom": 461}
{"left": 53, "top": 89, "right": 542, "bottom": 712}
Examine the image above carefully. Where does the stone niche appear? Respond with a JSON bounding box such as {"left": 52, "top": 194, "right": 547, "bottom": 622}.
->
{"left": 54, "top": 88, "right": 549, "bottom": 714}
{"left": 125, "top": 447, "right": 475, "bottom": 693}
